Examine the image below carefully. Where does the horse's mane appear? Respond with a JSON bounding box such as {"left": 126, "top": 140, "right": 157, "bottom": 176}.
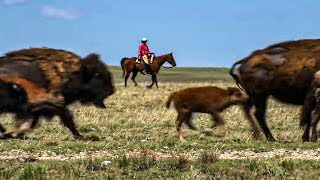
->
{"left": 155, "top": 53, "right": 172, "bottom": 58}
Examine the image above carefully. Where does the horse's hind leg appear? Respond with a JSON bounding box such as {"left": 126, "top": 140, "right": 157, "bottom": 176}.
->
{"left": 131, "top": 71, "right": 139, "bottom": 86}
{"left": 124, "top": 72, "right": 131, "bottom": 87}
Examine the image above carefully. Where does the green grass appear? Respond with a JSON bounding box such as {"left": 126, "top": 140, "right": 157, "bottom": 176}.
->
{"left": 0, "top": 67, "right": 319, "bottom": 179}
{"left": 1, "top": 157, "right": 320, "bottom": 179}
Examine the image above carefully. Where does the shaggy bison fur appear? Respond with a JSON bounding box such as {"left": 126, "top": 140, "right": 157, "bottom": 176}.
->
{"left": 0, "top": 48, "right": 115, "bottom": 139}
{"left": 230, "top": 39, "right": 320, "bottom": 141}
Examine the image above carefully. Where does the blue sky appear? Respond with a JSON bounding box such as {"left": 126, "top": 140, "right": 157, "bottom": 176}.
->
{"left": 0, "top": 0, "right": 319, "bottom": 67}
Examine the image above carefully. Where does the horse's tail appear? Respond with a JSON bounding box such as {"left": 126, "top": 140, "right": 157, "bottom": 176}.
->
{"left": 166, "top": 93, "right": 176, "bottom": 109}
{"left": 229, "top": 59, "right": 245, "bottom": 90}
{"left": 120, "top": 58, "right": 127, "bottom": 78}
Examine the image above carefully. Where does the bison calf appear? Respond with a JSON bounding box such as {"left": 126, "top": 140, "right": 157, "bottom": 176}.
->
{"left": 166, "top": 86, "right": 259, "bottom": 141}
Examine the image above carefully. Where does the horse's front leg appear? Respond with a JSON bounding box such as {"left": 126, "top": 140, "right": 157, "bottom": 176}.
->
{"left": 147, "top": 74, "right": 156, "bottom": 88}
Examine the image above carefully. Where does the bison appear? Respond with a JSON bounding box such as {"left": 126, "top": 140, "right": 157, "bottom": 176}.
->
{"left": 166, "top": 86, "right": 259, "bottom": 141}
{"left": 0, "top": 48, "right": 115, "bottom": 139}
{"left": 309, "top": 71, "right": 320, "bottom": 142}
{"left": 230, "top": 39, "right": 320, "bottom": 142}
{"left": 0, "top": 77, "right": 83, "bottom": 139}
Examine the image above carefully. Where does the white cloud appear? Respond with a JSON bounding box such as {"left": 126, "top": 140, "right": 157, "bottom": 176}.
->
{"left": 42, "top": 5, "right": 82, "bottom": 20}
{"left": 3, "top": 0, "right": 27, "bottom": 6}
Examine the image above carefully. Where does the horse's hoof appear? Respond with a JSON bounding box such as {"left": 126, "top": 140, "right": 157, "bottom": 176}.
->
{"left": 146, "top": 86, "right": 152, "bottom": 89}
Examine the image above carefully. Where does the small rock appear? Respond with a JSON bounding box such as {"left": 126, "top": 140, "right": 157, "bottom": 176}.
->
{"left": 101, "top": 160, "right": 112, "bottom": 167}
{"left": 19, "top": 157, "right": 36, "bottom": 163}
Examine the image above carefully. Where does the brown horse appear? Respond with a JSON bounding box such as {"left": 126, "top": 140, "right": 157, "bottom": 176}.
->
{"left": 120, "top": 53, "right": 176, "bottom": 88}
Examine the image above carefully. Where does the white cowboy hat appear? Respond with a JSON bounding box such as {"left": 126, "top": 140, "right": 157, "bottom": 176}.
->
{"left": 141, "top": 37, "right": 148, "bottom": 42}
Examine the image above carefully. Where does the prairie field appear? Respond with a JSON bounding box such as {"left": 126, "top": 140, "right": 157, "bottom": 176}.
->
{"left": 1, "top": 67, "right": 320, "bottom": 179}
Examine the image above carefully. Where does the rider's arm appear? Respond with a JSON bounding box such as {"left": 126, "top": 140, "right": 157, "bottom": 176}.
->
{"left": 138, "top": 45, "right": 143, "bottom": 58}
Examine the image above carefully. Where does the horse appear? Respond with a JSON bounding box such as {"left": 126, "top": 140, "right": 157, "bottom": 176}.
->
{"left": 120, "top": 53, "right": 176, "bottom": 88}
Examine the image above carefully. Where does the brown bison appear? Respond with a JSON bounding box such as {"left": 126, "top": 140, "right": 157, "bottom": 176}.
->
{"left": 0, "top": 77, "right": 83, "bottom": 139}
{"left": 309, "top": 71, "right": 320, "bottom": 142}
{"left": 166, "top": 86, "right": 259, "bottom": 141}
{"left": 0, "top": 48, "right": 115, "bottom": 139}
{"left": 230, "top": 39, "right": 320, "bottom": 142}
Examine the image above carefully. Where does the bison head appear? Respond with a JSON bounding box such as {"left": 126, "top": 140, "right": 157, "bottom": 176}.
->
{"left": 0, "top": 81, "right": 28, "bottom": 113}
{"left": 63, "top": 53, "right": 115, "bottom": 108}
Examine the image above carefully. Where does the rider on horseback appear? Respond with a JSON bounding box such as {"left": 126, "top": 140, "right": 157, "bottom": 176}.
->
{"left": 138, "top": 37, "right": 154, "bottom": 74}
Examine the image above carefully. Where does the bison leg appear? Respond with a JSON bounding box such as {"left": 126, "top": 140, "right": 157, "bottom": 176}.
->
{"left": 131, "top": 70, "right": 139, "bottom": 86}
{"left": 16, "top": 116, "right": 40, "bottom": 139}
{"left": 311, "top": 109, "right": 320, "bottom": 142}
{"left": 184, "top": 112, "right": 196, "bottom": 130}
{"left": 254, "top": 95, "right": 276, "bottom": 142}
{"left": 300, "top": 90, "right": 314, "bottom": 142}
{"left": 243, "top": 101, "right": 261, "bottom": 139}
{"left": 0, "top": 125, "right": 6, "bottom": 133}
{"left": 210, "top": 111, "right": 226, "bottom": 128}
{"left": 0, "top": 125, "right": 12, "bottom": 139}
{"left": 57, "top": 108, "right": 83, "bottom": 140}
{"left": 176, "top": 112, "right": 188, "bottom": 141}
{"left": 1, "top": 118, "right": 30, "bottom": 139}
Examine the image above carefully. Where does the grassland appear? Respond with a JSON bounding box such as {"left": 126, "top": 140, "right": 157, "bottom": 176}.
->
{"left": 0, "top": 67, "right": 320, "bottom": 179}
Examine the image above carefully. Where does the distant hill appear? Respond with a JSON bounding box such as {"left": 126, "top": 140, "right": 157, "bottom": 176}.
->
{"left": 109, "top": 66, "right": 233, "bottom": 84}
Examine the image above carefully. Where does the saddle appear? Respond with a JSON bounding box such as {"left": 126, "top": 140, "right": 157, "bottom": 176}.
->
{"left": 135, "top": 57, "right": 153, "bottom": 64}
{"left": 135, "top": 54, "right": 155, "bottom": 64}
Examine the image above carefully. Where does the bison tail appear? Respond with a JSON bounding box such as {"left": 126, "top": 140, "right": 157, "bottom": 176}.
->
{"left": 120, "top": 58, "right": 127, "bottom": 78}
{"left": 229, "top": 59, "right": 245, "bottom": 90}
{"left": 166, "top": 93, "right": 175, "bottom": 109}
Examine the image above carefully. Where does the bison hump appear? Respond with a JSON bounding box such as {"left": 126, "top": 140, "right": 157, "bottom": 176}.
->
{"left": 4, "top": 47, "right": 82, "bottom": 91}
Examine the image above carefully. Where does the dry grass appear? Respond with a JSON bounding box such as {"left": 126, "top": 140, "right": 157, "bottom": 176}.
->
{"left": 0, "top": 67, "right": 319, "bottom": 179}
{"left": 0, "top": 82, "right": 312, "bottom": 153}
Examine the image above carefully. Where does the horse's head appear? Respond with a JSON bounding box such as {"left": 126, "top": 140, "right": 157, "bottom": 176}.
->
{"left": 166, "top": 52, "right": 176, "bottom": 67}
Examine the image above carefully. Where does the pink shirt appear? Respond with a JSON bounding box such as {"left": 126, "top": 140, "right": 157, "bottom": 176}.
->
{"left": 138, "top": 43, "right": 153, "bottom": 57}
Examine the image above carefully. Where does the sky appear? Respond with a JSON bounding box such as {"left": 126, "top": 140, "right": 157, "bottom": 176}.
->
{"left": 0, "top": 0, "right": 320, "bottom": 67}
